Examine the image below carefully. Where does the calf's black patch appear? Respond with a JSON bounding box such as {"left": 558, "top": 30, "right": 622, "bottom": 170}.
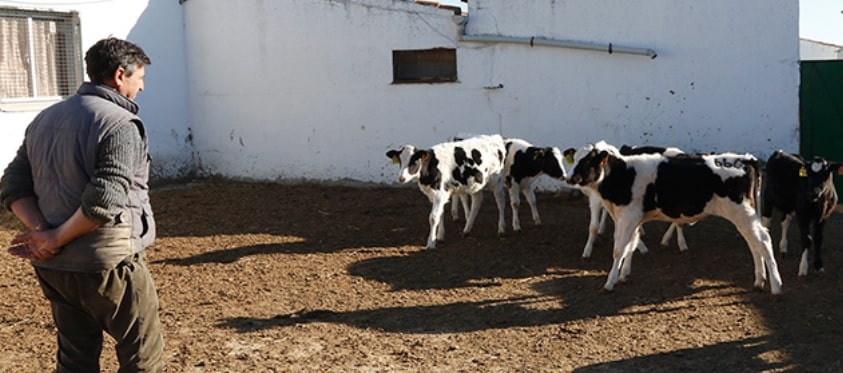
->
{"left": 597, "top": 156, "right": 637, "bottom": 206}
{"left": 451, "top": 146, "right": 486, "bottom": 186}
{"left": 647, "top": 155, "right": 756, "bottom": 218}
{"left": 411, "top": 150, "right": 442, "bottom": 190}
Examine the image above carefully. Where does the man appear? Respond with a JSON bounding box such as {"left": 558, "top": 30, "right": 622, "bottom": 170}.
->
{"left": 1, "top": 37, "right": 163, "bottom": 372}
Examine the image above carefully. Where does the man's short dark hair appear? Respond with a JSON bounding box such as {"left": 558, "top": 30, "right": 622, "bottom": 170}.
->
{"left": 84, "top": 37, "right": 151, "bottom": 84}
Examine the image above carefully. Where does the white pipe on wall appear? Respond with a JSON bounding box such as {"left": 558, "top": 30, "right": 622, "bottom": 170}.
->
{"left": 452, "top": 15, "right": 657, "bottom": 59}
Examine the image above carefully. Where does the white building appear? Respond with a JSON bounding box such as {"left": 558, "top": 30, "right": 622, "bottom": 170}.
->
{"left": 1, "top": 0, "right": 800, "bottom": 186}
{"left": 800, "top": 38, "right": 843, "bottom": 60}
{"left": 0, "top": 0, "right": 192, "bottom": 179}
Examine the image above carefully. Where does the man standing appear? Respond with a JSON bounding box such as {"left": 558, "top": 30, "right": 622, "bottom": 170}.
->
{"left": 1, "top": 37, "right": 163, "bottom": 372}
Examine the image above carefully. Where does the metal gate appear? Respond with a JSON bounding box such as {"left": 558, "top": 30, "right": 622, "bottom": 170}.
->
{"left": 800, "top": 60, "right": 843, "bottom": 198}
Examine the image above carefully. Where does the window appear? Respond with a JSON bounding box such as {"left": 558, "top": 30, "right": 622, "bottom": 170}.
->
{"left": 0, "top": 8, "right": 82, "bottom": 108}
{"left": 392, "top": 48, "right": 457, "bottom": 83}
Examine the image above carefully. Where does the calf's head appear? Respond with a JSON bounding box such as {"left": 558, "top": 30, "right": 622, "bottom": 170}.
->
{"left": 387, "top": 145, "right": 420, "bottom": 183}
{"left": 800, "top": 156, "right": 843, "bottom": 202}
{"left": 527, "top": 146, "right": 568, "bottom": 180}
{"left": 567, "top": 145, "right": 611, "bottom": 187}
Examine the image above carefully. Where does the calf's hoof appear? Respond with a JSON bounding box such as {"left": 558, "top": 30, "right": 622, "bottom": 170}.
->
{"left": 797, "top": 270, "right": 808, "bottom": 277}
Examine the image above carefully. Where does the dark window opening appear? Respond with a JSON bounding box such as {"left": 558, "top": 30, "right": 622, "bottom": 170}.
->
{"left": 392, "top": 48, "right": 457, "bottom": 84}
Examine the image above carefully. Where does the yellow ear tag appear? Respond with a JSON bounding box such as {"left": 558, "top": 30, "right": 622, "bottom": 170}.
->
{"left": 391, "top": 156, "right": 399, "bottom": 165}
{"left": 799, "top": 166, "right": 808, "bottom": 177}
{"left": 564, "top": 154, "right": 574, "bottom": 165}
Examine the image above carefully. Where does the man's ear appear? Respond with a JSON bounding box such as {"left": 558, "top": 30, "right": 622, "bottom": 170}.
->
{"left": 112, "top": 67, "right": 127, "bottom": 88}
{"left": 103, "top": 67, "right": 126, "bottom": 90}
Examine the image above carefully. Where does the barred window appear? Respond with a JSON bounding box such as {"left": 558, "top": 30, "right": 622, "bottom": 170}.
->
{"left": 0, "top": 8, "right": 82, "bottom": 108}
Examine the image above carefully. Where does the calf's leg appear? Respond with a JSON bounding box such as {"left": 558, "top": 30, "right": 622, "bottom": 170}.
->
{"left": 675, "top": 224, "right": 688, "bottom": 251}
{"left": 462, "top": 191, "right": 484, "bottom": 235}
{"left": 427, "top": 195, "right": 449, "bottom": 249}
{"left": 491, "top": 181, "right": 507, "bottom": 235}
{"left": 797, "top": 214, "right": 813, "bottom": 276}
{"left": 450, "top": 194, "right": 469, "bottom": 221}
{"left": 508, "top": 183, "right": 523, "bottom": 232}
{"left": 598, "top": 207, "right": 609, "bottom": 234}
{"left": 581, "top": 193, "right": 604, "bottom": 258}
{"left": 619, "top": 227, "right": 642, "bottom": 282}
{"left": 635, "top": 226, "right": 649, "bottom": 254}
{"left": 660, "top": 222, "right": 676, "bottom": 247}
{"left": 604, "top": 218, "right": 640, "bottom": 292}
{"left": 660, "top": 223, "right": 689, "bottom": 251}
{"left": 813, "top": 220, "right": 826, "bottom": 273}
{"left": 779, "top": 214, "right": 792, "bottom": 255}
{"left": 727, "top": 206, "right": 782, "bottom": 295}
{"left": 522, "top": 182, "right": 541, "bottom": 226}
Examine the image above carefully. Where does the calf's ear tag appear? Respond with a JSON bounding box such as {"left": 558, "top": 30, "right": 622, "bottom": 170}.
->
{"left": 799, "top": 166, "right": 808, "bottom": 177}
{"left": 391, "top": 156, "right": 399, "bottom": 165}
{"left": 564, "top": 154, "right": 574, "bottom": 165}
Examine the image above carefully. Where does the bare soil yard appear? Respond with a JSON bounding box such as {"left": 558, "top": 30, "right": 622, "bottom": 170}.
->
{"left": 1, "top": 181, "right": 842, "bottom": 372}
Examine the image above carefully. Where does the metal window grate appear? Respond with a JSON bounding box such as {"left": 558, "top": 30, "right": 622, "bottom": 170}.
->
{"left": 0, "top": 8, "right": 82, "bottom": 103}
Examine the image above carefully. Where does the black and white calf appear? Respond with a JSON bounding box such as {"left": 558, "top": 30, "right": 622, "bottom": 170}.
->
{"left": 567, "top": 144, "right": 782, "bottom": 295}
{"left": 563, "top": 143, "right": 647, "bottom": 258}
{"left": 386, "top": 134, "right": 507, "bottom": 249}
{"left": 563, "top": 142, "right": 687, "bottom": 259}
{"left": 503, "top": 138, "right": 568, "bottom": 231}
{"left": 619, "top": 144, "right": 690, "bottom": 252}
{"left": 761, "top": 150, "right": 841, "bottom": 276}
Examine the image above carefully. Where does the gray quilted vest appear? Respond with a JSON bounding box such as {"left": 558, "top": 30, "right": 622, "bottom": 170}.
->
{"left": 26, "top": 83, "right": 155, "bottom": 272}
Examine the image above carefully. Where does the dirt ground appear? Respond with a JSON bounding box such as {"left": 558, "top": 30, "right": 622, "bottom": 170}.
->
{"left": 1, "top": 180, "right": 842, "bottom": 372}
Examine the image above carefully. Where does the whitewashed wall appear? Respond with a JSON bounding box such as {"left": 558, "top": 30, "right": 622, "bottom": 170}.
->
{"left": 801, "top": 39, "right": 843, "bottom": 60}
{"left": 182, "top": 0, "right": 473, "bottom": 182}
{"left": 3, "top": 0, "right": 799, "bottom": 186}
{"left": 0, "top": 0, "right": 192, "bottom": 179}
{"left": 464, "top": 1, "right": 800, "bottom": 155}
{"left": 184, "top": 0, "right": 799, "bottom": 185}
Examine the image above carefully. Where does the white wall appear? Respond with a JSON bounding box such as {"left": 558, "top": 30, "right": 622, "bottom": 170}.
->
{"left": 182, "top": 0, "right": 471, "bottom": 182}
{"left": 801, "top": 39, "right": 843, "bottom": 60}
{"left": 0, "top": 0, "right": 192, "bottom": 179}
{"left": 462, "top": 1, "right": 800, "bottom": 156}
{"left": 183, "top": 0, "right": 800, "bottom": 185}
{"left": 3, "top": 0, "right": 800, "bottom": 186}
